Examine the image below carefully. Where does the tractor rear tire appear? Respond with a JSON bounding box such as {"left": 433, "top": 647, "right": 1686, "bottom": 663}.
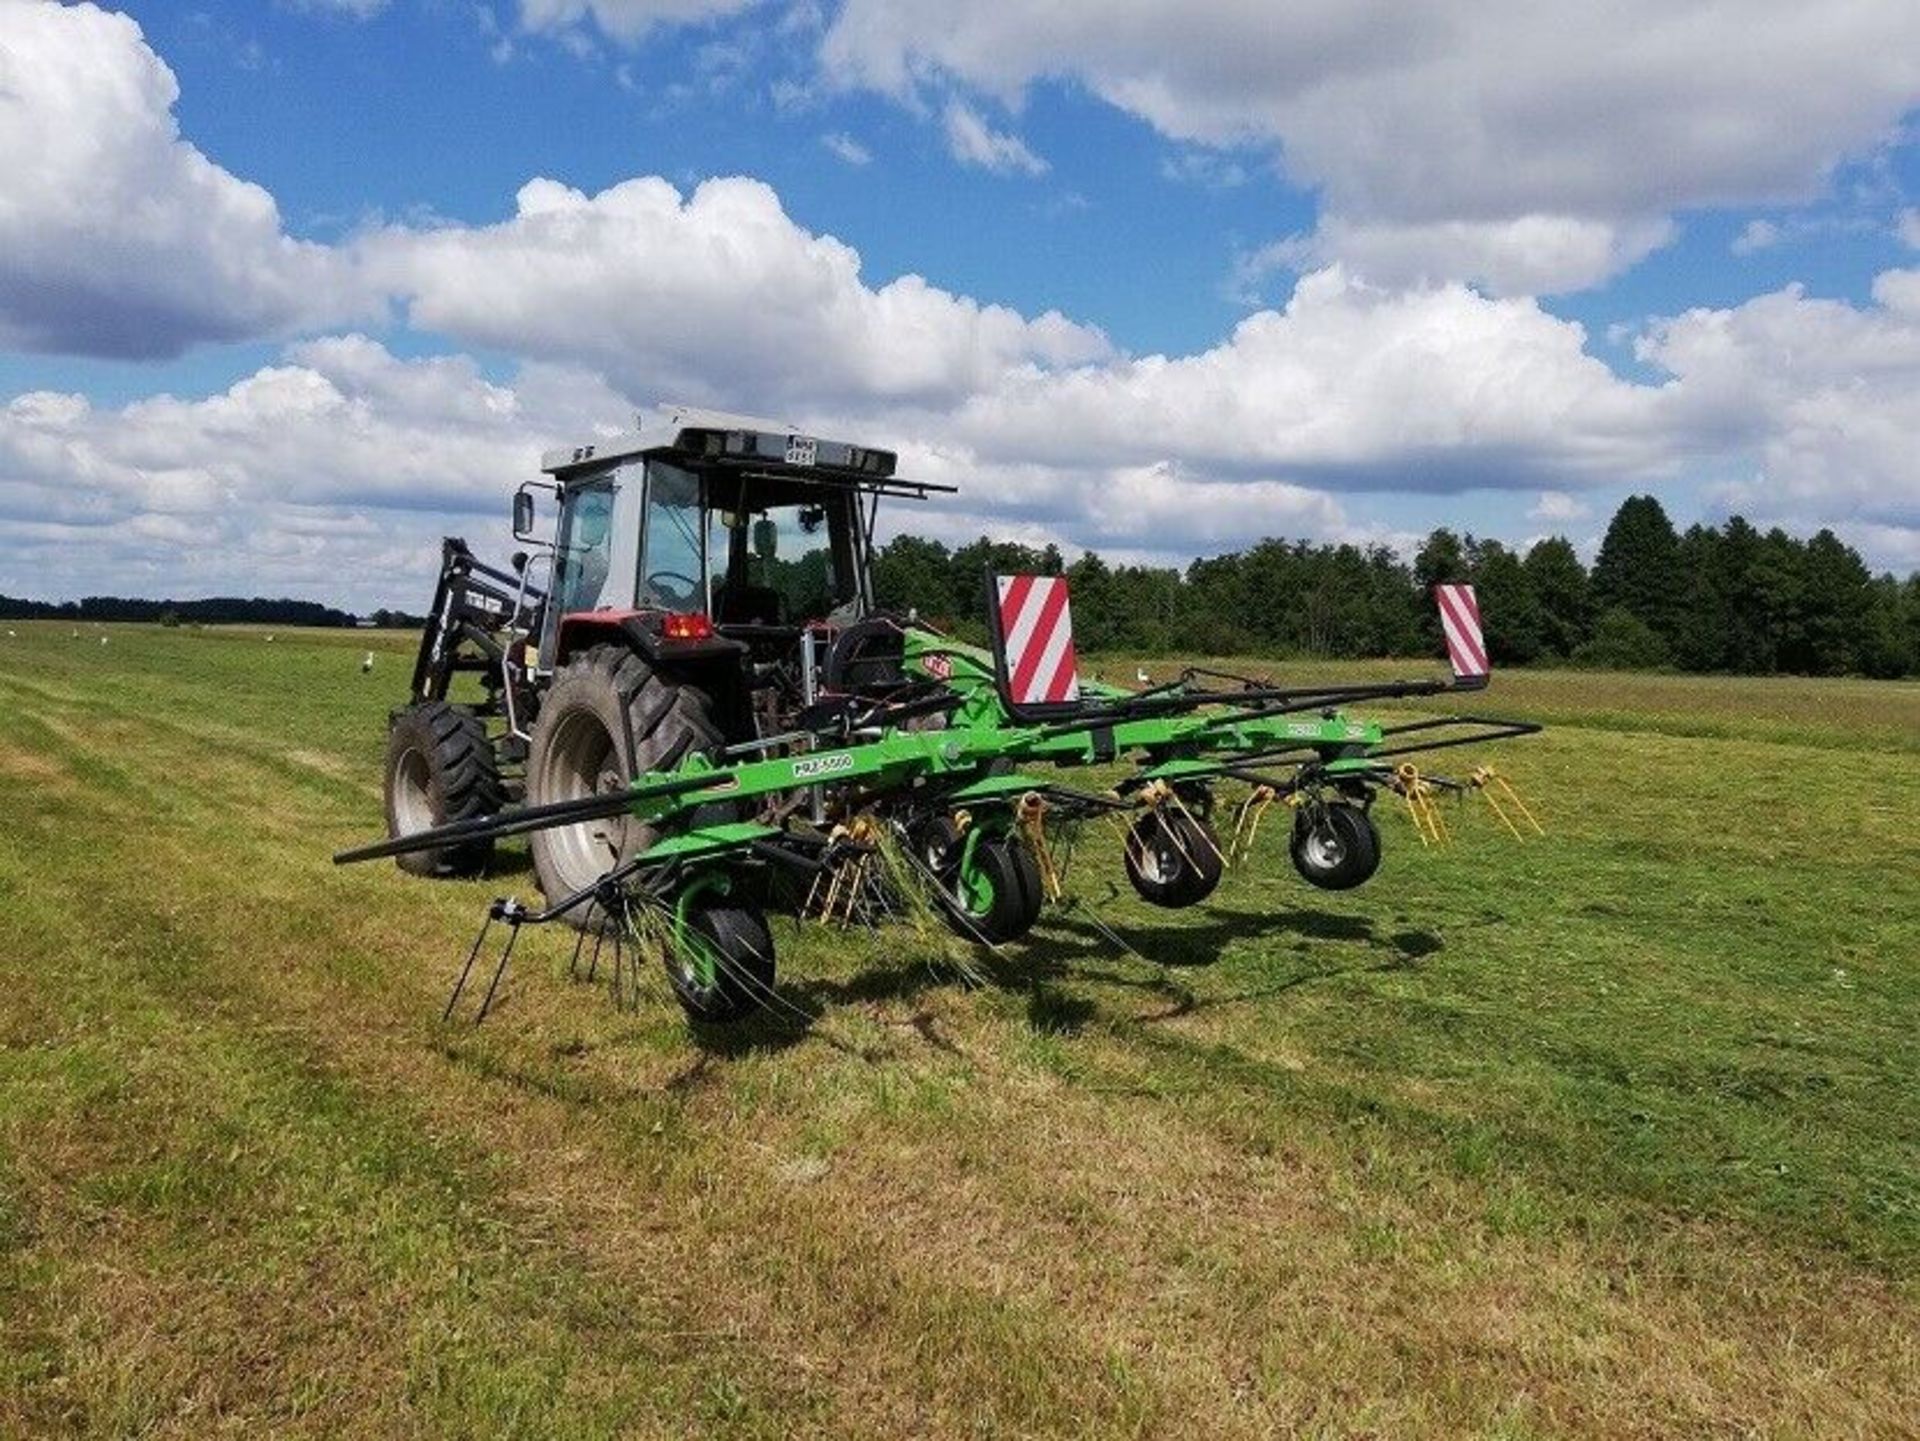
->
{"left": 1124, "top": 809, "right": 1225, "bottom": 908}
{"left": 384, "top": 702, "right": 505, "bottom": 878}
{"left": 663, "top": 900, "right": 777, "bottom": 1024}
{"left": 937, "top": 830, "right": 1044, "bottom": 945}
{"left": 526, "top": 645, "right": 721, "bottom": 928}
{"left": 1289, "top": 805, "right": 1381, "bottom": 891}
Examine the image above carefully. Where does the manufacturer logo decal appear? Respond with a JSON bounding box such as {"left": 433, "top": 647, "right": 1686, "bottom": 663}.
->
{"left": 791, "top": 752, "right": 854, "bottom": 780}
{"left": 922, "top": 652, "right": 953, "bottom": 680}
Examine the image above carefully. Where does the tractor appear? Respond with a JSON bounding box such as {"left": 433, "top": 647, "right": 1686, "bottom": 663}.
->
{"left": 386, "top": 408, "right": 942, "bottom": 921}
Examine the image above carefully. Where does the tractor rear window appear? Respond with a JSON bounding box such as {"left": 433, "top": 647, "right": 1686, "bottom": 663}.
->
{"left": 714, "top": 502, "right": 848, "bottom": 625}
{"left": 758, "top": 505, "right": 843, "bottom": 620}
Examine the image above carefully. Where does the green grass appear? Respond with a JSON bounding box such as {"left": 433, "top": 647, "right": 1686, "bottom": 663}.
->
{"left": 1, "top": 621, "right": 1917, "bottom": 1437}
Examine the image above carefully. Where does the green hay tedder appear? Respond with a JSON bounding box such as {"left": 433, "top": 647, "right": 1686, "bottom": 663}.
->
{"left": 336, "top": 411, "right": 1541, "bottom": 1024}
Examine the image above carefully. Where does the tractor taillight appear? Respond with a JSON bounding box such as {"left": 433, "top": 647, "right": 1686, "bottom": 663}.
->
{"left": 662, "top": 612, "right": 714, "bottom": 641}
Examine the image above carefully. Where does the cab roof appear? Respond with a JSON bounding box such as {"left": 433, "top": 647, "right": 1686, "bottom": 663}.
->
{"left": 541, "top": 405, "right": 896, "bottom": 481}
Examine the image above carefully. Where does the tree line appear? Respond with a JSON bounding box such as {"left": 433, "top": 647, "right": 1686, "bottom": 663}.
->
{"left": 872, "top": 496, "right": 1920, "bottom": 679}
{"left": 0, "top": 594, "right": 360, "bottom": 628}
{"left": 7, "top": 495, "right": 1915, "bottom": 677}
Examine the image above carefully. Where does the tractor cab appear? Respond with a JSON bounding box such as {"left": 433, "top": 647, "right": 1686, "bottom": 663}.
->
{"left": 522, "top": 409, "right": 949, "bottom": 745}
{"left": 391, "top": 408, "right": 951, "bottom": 915}
{"left": 531, "top": 413, "right": 907, "bottom": 659}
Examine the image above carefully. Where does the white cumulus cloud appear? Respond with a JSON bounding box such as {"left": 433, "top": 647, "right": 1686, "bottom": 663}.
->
{"left": 363, "top": 174, "right": 1109, "bottom": 408}
{"left": 821, "top": 131, "right": 872, "bottom": 165}
{"left": 0, "top": 1, "right": 374, "bottom": 358}
{"left": 938, "top": 266, "right": 1673, "bottom": 489}
{"left": 942, "top": 101, "right": 1048, "bottom": 177}
{"left": 820, "top": 0, "right": 1920, "bottom": 292}
{"left": 1641, "top": 273, "right": 1920, "bottom": 534}
{"left": 6, "top": 2, "right": 1920, "bottom": 596}
{"left": 0, "top": 337, "right": 634, "bottom": 607}
{"left": 287, "top": 0, "right": 392, "bottom": 16}
{"left": 513, "top": 0, "right": 763, "bottom": 42}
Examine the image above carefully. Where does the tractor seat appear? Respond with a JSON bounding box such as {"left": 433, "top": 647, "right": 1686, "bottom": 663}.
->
{"left": 823, "top": 616, "right": 910, "bottom": 696}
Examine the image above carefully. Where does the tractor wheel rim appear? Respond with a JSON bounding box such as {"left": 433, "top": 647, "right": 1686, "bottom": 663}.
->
{"left": 544, "top": 709, "right": 627, "bottom": 895}
{"left": 391, "top": 747, "right": 434, "bottom": 835}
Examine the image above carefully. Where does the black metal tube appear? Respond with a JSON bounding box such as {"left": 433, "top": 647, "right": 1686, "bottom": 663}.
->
{"left": 462, "top": 551, "right": 547, "bottom": 599}
{"left": 331, "top": 770, "right": 731, "bottom": 864}
{"left": 1376, "top": 714, "right": 1543, "bottom": 739}
{"left": 1363, "top": 721, "right": 1542, "bottom": 761}
{"left": 747, "top": 837, "right": 830, "bottom": 877}
{"left": 444, "top": 913, "right": 492, "bottom": 1021}
{"left": 1028, "top": 674, "right": 1459, "bottom": 740}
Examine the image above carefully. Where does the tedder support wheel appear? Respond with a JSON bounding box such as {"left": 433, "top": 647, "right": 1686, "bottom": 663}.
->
{"left": 1124, "top": 809, "right": 1225, "bottom": 908}
{"left": 525, "top": 645, "right": 721, "bottom": 930}
{"left": 384, "top": 701, "right": 506, "bottom": 878}
{"left": 937, "top": 830, "right": 1044, "bottom": 945}
{"left": 1289, "top": 804, "right": 1382, "bottom": 891}
{"left": 663, "top": 900, "right": 777, "bottom": 1023}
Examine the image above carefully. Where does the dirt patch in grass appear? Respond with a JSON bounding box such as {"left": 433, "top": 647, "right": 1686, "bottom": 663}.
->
{"left": 0, "top": 744, "right": 71, "bottom": 788}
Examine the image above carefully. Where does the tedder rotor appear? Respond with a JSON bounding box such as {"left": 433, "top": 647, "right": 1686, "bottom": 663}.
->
{"left": 343, "top": 412, "right": 1543, "bottom": 1025}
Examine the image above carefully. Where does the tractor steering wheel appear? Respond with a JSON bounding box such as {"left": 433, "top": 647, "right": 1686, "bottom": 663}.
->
{"left": 646, "top": 570, "right": 701, "bottom": 606}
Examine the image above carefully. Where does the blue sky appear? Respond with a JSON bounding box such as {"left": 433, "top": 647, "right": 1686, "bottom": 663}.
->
{"left": 3, "top": 0, "right": 1919, "bottom": 608}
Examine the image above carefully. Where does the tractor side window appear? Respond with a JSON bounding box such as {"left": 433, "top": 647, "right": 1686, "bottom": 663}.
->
{"left": 640, "top": 463, "right": 706, "bottom": 610}
{"left": 554, "top": 482, "right": 615, "bottom": 614}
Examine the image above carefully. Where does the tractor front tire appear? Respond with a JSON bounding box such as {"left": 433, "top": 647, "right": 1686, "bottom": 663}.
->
{"left": 1124, "top": 809, "right": 1225, "bottom": 908}
{"left": 1289, "top": 805, "right": 1382, "bottom": 891}
{"left": 663, "top": 901, "right": 777, "bottom": 1024}
{"left": 384, "top": 701, "right": 505, "bottom": 878}
{"left": 525, "top": 645, "right": 721, "bottom": 927}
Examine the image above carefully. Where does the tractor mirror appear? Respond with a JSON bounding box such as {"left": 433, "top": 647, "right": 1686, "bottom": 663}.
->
{"left": 512, "top": 490, "right": 535, "bottom": 538}
{"left": 752, "top": 516, "right": 779, "bottom": 561}
{"left": 511, "top": 551, "right": 528, "bottom": 573}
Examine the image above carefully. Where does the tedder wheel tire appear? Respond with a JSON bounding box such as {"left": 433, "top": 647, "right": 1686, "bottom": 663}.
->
{"left": 525, "top": 644, "right": 721, "bottom": 930}
{"left": 384, "top": 701, "right": 505, "bottom": 877}
{"left": 940, "top": 832, "right": 1044, "bottom": 945}
{"left": 662, "top": 901, "right": 776, "bottom": 1023}
{"left": 1124, "top": 809, "right": 1225, "bottom": 908}
{"left": 1289, "top": 805, "right": 1382, "bottom": 891}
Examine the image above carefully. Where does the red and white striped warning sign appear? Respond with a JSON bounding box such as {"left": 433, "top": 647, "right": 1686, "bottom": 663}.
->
{"left": 1434, "top": 583, "right": 1488, "bottom": 680}
{"left": 995, "top": 574, "right": 1082, "bottom": 707}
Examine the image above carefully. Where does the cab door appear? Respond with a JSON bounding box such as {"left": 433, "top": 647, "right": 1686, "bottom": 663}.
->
{"left": 537, "top": 470, "right": 619, "bottom": 667}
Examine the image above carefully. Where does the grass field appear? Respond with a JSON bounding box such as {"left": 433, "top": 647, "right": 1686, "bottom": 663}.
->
{"left": 1, "top": 622, "right": 1917, "bottom": 1438}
